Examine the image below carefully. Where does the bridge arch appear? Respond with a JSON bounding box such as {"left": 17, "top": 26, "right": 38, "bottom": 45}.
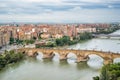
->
{"left": 113, "top": 58, "right": 120, "bottom": 63}
{"left": 66, "top": 52, "right": 77, "bottom": 60}
{"left": 84, "top": 52, "right": 105, "bottom": 59}
{"left": 66, "top": 52, "right": 77, "bottom": 63}
{"left": 87, "top": 54, "right": 104, "bottom": 64}
{"left": 87, "top": 54, "right": 104, "bottom": 59}
{"left": 86, "top": 54, "right": 104, "bottom": 69}
{"left": 51, "top": 52, "right": 60, "bottom": 61}
{"left": 36, "top": 52, "right": 44, "bottom": 60}
{"left": 85, "top": 53, "right": 114, "bottom": 65}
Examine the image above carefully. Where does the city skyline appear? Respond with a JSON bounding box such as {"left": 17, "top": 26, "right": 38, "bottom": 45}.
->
{"left": 0, "top": 0, "right": 120, "bottom": 23}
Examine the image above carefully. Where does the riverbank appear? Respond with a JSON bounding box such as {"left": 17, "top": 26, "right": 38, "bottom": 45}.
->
{"left": 0, "top": 45, "right": 23, "bottom": 54}
{"left": 0, "top": 50, "right": 25, "bottom": 71}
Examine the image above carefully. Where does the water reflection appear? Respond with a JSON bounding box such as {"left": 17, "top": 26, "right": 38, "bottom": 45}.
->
{"left": 59, "top": 60, "right": 69, "bottom": 67}
{"left": 67, "top": 53, "right": 77, "bottom": 63}
{"left": 87, "top": 55, "right": 103, "bottom": 69}
{"left": 36, "top": 52, "right": 43, "bottom": 61}
{"left": 35, "top": 50, "right": 120, "bottom": 71}
{"left": 76, "top": 62, "right": 88, "bottom": 70}
{"left": 43, "top": 58, "right": 53, "bottom": 63}
{"left": 52, "top": 53, "right": 60, "bottom": 62}
{"left": 114, "top": 58, "right": 120, "bottom": 63}
{"left": 36, "top": 53, "right": 103, "bottom": 70}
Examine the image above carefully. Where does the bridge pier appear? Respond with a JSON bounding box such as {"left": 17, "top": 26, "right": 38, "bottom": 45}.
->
{"left": 32, "top": 52, "right": 39, "bottom": 57}
{"left": 103, "top": 59, "right": 113, "bottom": 65}
{"left": 27, "top": 50, "right": 36, "bottom": 57}
{"left": 43, "top": 53, "right": 51, "bottom": 59}
{"left": 59, "top": 53, "right": 67, "bottom": 61}
{"left": 42, "top": 52, "right": 55, "bottom": 59}
{"left": 76, "top": 56, "right": 89, "bottom": 63}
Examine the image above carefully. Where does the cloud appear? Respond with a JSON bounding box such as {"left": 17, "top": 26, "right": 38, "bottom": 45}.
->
{"left": 68, "top": 6, "right": 82, "bottom": 12}
{"left": 0, "top": 7, "right": 120, "bottom": 23}
{"left": 0, "top": 0, "right": 120, "bottom": 23}
{"left": 80, "top": 0, "right": 101, "bottom": 3}
{"left": 108, "top": 5, "right": 114, "bottom": 8}
{"left": 23, "top": 0, "right": 61, "bottom": 3}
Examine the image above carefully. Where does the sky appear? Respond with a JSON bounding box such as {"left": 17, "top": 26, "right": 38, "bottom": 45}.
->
{"left": 0, "top": 0, "right": 120, "bottom": 23}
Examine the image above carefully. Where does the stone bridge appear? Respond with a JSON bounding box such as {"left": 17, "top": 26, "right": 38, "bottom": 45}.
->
{"left": 16, "top": 48, "right": 120, "bottom": 65}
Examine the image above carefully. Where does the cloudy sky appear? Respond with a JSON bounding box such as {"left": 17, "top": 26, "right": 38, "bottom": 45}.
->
{"left": 0, "top": 0, "right": 120, "bottom": 23}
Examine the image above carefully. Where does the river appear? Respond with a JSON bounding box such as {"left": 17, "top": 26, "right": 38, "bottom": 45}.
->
{"left": 0, "top": 30, "right": 120, "bottom": 80}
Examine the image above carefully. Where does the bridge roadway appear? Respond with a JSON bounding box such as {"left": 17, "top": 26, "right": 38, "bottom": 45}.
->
{"left": 16, "top": 48, "right": 120, "bottom": 65}
{"left": 93, "top": 34, "right": 120, "bottom": 38}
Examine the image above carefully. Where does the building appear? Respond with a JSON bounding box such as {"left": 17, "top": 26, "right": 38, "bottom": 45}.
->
{"left": 0, "top": 31, "right": 10, "bottom": 47}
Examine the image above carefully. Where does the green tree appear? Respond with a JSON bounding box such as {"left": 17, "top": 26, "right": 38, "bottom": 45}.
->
{"left": 96, "top": 63, "right": 120, "bottom": 80}
{"left": 9, "top": 37, "right": 14, "bottom": 44}
{"left": 62, "top": 36, "right": 70, "bottom": 44}
{"left": 79, "top": 32, "right": 92, "bottom": 40}
{"left": 93, "top": 76, "right": 99, "bottom": 80}
{"left": 56, "top": 38, "right": 64, "bottom": 46}
{"left": 0, "top": 50, "right": 25, "bottom": 71}
{"left": 0, "top": 55, "right": 7, "bottom": 70}
{"left": 100, "top": 65, "right": 109, "bottom": 80}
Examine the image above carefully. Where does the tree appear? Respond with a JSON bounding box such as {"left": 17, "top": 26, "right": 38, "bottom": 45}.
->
{"left": 56, "top": 38, "right": 64, "bottom": 46}
{"left": 100, "top": 65, "right": 109, "bottom": 80}
{"left": 9, "top": 37, "right": 14, "bottom": 44}
{"left": 62, "top": 36, "right": 70, "bottom": 44}
{"left": 0, "top": 50, "right": 25, "bottom": 71}
{"left": 96, "top": 63, "right": 120, "bottom": 80}
{"left": 0, "top": 55, "right": 7, "bottom": 70}
{"left": 93, "top": 76, "right": 99, "bottom": 80}
{"left": 79, "top": 32, "right": 92, "bottom": 40}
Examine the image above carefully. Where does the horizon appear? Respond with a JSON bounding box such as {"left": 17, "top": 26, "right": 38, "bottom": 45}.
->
{"left": 0, "top": 0, "right": 120, "bottom": 23}
{"left": 0, "top": 22, "right": 120, "bottom": 24}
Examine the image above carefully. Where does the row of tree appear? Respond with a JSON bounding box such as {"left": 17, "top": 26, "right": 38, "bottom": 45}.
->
{"left": 79, "top": 32, "right": 92, "bottom": 40}
{"left": 36, "top": 42, "right": 56, "bottom": 48}
{"left": 56, "top": 36, "right": 72, "bottom": 46}
{"left": 93, "top": 63, "right": 120, "bottom": 80}
{"left": 96, "top": 24, "right": 120, "bottom": 34}
{"left": 36, "top": 32, "right": 93, "bottom": 48}
{"left": 9, "top": 37, "right": 35, "bottom": 45}
{"left": 56, "top": 32, "right": 92, "bottom": 46}
{"left": 0, "top": 50, "right": 25, "bottom": 71}
{"left": 35, "top": 32, "right": 92, "bottom": 48}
